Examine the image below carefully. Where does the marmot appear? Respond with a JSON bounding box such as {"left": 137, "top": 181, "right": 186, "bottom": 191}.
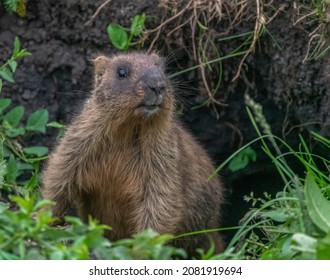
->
{"left": 42, "top": 52, "right": 224, "bottom": 256}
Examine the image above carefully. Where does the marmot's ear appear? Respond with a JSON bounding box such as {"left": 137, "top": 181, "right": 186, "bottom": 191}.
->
{"left": 150, "top": 52, "right": 165, "bottom": 67}
{"left": 93, "top": 56, "right": 110, "bottom": 76}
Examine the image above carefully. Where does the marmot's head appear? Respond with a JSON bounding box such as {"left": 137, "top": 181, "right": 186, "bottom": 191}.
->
{"left": 92, "top": 52, "right": 174, "bottom": 124}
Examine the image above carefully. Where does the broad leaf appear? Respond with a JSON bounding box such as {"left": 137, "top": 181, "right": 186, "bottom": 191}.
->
{"left": 2, "top": 145, "right": 12, "bottom": 158}
{"left": 131, "top": 13, "right": 145, "bottom": 36}
{"left": 107, "top": 24, "right": 128, "bottom": 50}
{"left": 0, "top": 99, "right": 12, "bottom": 114}
{"left": 3, "top": 106, "right": 24, "bottom": 127}
{"left": 0, "top": 160, "right": 6, "bottom": 189}
{"left": 291, "top": 233, "right": 317, "bottom": 251}
{"left": 49, "top": 251, "right": 64, "bottom": 260}
{"left": 5, "top": 126, "right": 25, "bottom": 138}
{"left": 262, "top": 209, "right": 290, "bottom": 223}
{"left": 34, "top": 199, "right": 54, "bottom": 211}
{"left": 10, "top": 195, "right": 35, "bottom": 214}
{"left": 23, "top": 146, "right": 48, "bottom": 157}
{"left": 16, "top": 162, "right": 33, "bottom": 171}
{"left": 13, "top": 36, "right": 20, "bottom": 57}
{"left": 316, "top": 231, "right": 330, "bottom": 260}
{"left": 15, "top": 49, "right": 31, "bottom": 58}
{"left": 47, "top": 121, "right": 66, "bottom": 129}
{"left": 5, "top": 155, "right": 17, "bottom": 184}
{"left": 26, "top": 249, "right": 46, "bottom": 260}
{"left": 0, "top": 201, "right": 9, "bottom": 213}
{"left": 228, "top": 147, "right": 257, "bottom": 172}
{"left": 9, "top": 61, "right": 17, "bottom": 73}
{"left": 305, "top": 172, "right": 330, "bottom": 233}
{"left": 0, "top": 67, "right": 14, "bottom": 83}
{"left": 26, "top": 109, "right": 49, "bottom": 133}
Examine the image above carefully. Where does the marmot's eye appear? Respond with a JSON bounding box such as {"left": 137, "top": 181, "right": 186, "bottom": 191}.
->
{"left": 117, "top": 67, "right": 128, "bottom": 78}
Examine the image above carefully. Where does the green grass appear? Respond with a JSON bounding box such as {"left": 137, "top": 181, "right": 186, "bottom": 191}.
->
{"left": 295, "top": 0, "right": 330, "bottom": 61}
{"left": 214, "top": 95, "right": 330, "bottom": 260}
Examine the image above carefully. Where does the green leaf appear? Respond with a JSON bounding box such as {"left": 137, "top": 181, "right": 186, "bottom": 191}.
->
{"left": 10, "top": 195, "right": 35, "bottom": 214}
{"left": 228, "top": 153, "right": 248, "bottom": 172}
{"left": 228, "top": 147, "right": 257, "bottom": 172}
{"left": 291, "top": 233, "right": 317, "bottom": 251}
{"left": 26, "top": 109, "right": 49, "bottom": 133}
{"left": 2, "top": 145, "right": 12, "bottom": 158}
{"left": 47, "top": 121, "right": 66, "bottom": 129}
{"left": 15, "top": 49, "right": 31, "bottom": 58}
{"left": 130, "top": 13, "right": 145, "bottom": 36}
{"left": 262, "top": 209, "right": 290, "bottom": 222}
{"left": 0, "top": 202, "right": 9, "bottom": 213}
{"left": 261, "top": 237, "right": 295, "bottom": 260}
{"left": 0, "top": 68, "right": 15, "bottom": 83}
{"left": 17, "top": 162, "right": 33, "bottom": 171}
{"left": 26, "top": 249, "right": 46, "bottom": 260}
{"left": 0, "top": 251, "right": 20, "bottom": 260}
{"left": 42, "top": 227, "right": 73, "bottom": 240}
{"left": 0, "top": 79, "right": 2, "bottom": 93}
{"left": 5, "top": 126, "right": 25, "bottom": 137}
{"left": 244, "top": 146, "right": 257, "bottom": 161}
{"left": 18, "top": 239, "right": 26, "bottom": 259}
{"left": 13, "top": 37, "right": 21, "bottom": 57}
{"left": 3, "top": 106, "right": 24, "bottom": 127}
{"left": 9, "top": 61, "right": 17, "bottom": 73}
{"left": 50, "top": 251, "right": 64, "bottom": 260}
{"left": 0, "top": 135, "right": 4, "bottom": 159}
{"left": 0, "top": 98, "right": 12, "bottom": 114}
{"left": 305, "top": 172, "right": 330, "bottom": 233}
{"left": 34, "top": 199, "right": 54, "bottom": 211}
{"left": 5, "top": 155, "right": 17, "bottom": 184}
{"left": 23, "top": 146, "right": 48, "bottom": 157}
{"left": 21, "top": 168, "right": 36, "bottom": 190}
{"left": 316, "top": 231, "right": 330, "bottom": 260}
{"left": 107, "top": 24, "right": 128, "bottom": 50}
{"left": 0, "top": 161, "right": 6, "bottom": 189}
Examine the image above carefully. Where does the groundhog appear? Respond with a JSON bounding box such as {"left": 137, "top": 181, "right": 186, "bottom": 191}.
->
{"left": 42, "top": 52, "right": 224, "bottom": 256}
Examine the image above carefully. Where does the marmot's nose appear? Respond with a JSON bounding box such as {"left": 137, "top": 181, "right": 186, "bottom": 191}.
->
{"left": 142, "top": 68, "right": 166, "bottom": 96}
{"left": 147, "top": 78, "right": 166, "bottom": 95}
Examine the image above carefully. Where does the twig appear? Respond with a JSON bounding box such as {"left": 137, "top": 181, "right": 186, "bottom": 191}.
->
{"left": 167, "top": 16, "right": 192, "bottom": 38}
{"left": 284, "top": 121, "right": 321, "bottom": 137}
{"left": 147, "top": 0, "right": 193, "bottom": 34}
{"left": 85, "top": 0, "right": 112, "bottom": 27}
{"left": 225, "top": 122, "right": 244, "bottom": 147}
{"left": 147, "top": 24, "right": 163, "bottom": 53}
{"left": 266, "top": 4, "right": 287, "bottom": 24}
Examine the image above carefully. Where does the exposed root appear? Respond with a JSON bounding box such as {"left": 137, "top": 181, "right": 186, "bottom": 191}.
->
{"left": 146, "top": 0, "right": 273, "bottom": 106}
{"left": 225, "top": 122, "right": 244, "bottom": 148}
{"left": 147, "top": 0, "right": 194, "bottom": 53}
{"left": 232, "top": 0, "right": 263, "bottom": 81}
{"left": 85, "top": 0, "right": 112, "bottom": 26}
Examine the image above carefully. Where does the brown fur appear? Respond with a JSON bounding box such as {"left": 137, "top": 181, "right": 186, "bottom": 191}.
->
{"left": 42, "top": 52, "right": 224, "bottom": 256}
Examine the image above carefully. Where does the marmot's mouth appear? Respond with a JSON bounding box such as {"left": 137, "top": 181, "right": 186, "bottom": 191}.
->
{"left": 142, "top": 105, "right": 159, "bottom": 110}
{"left": 138, "top": 104, "right": 160, "bottom": 116}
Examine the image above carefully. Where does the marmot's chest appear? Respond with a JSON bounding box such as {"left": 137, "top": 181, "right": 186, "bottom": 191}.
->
{"left": 78, "top": 148, "right": 183, "bottom": 238}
